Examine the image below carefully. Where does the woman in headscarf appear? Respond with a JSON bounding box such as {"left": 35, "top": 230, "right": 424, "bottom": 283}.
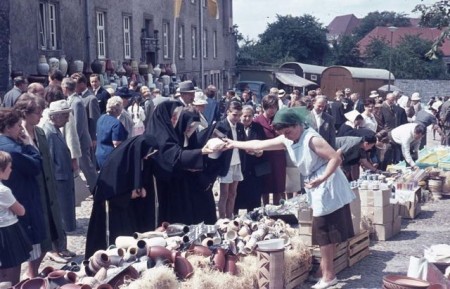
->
{"left": 85, "top": 134, "right": 158, "bottom": 258}
{"left": 225, "top": 107, "right": 355, "bottom": 289}
{"left": 337, "top": 110, "right": 364, "bottom": 137}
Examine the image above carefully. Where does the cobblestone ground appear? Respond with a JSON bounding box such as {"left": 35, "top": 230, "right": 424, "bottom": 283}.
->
{"left": 34, "top": 127, "right": 448, "bottom": 289}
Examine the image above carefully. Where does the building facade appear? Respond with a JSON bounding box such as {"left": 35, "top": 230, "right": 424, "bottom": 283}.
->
{"left": 0, "top": 0, "right": 236, "bottom": 95}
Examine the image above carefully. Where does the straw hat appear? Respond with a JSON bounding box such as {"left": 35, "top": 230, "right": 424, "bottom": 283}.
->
{"left": 369, "top": 90, "right": 379, "bottom": 98}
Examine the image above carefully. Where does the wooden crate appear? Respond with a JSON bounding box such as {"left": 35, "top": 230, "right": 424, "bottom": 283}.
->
{"left": 348, "top": 230, "right": 370, "bottom": 267}
{"left": 285, "top": 259, "right": 311, "bottom": 289}
{"left": 311, "top": 241, "right": 348, "bottom": 274}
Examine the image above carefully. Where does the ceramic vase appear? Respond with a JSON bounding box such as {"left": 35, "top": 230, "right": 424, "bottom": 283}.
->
{"left": 147, "top": 246, "right": 173, "bottom": 263}
{"left": 138, "top": 62, "right": 149, "bottom": 75}
{"left": 21, "top": 278, "right": 47, "bottom": 289}
{"left": 174, "top": 256, "right": 194, "bottom": 279}
{"left": 59, "top": 55, "right": 68, "bottom": 76}
{"left": 170, "top": 63, "right": 177, "bottom": 75}
{"left": 116, "top": 61, "right": 126, "bottom": 77}
{"left": 99, "top": 60, "right": 106, "bottom": 74}
{"left": 153, "top": 64, "right": 161, "bottom": 78}
{"left": 131, "top": 60, "right": 139, "bottom": 75}
{"left": 48, "top": 57, "right": 60, "bottom": 72}
{"left": 91, "top": 59, "right": 102, "bottom": 74}
{"left": 213, "top": 248, "right": 226, "bottom": 272}
{"left": 123, "top": 61, "right": 132, "bottom": 76}
{"left": 73, "top": 60, "right": 84, "bottom": 73}
{"left": 105, "top": 59, "right": 114, "bottom": 74}
{"left": 37, "top": 55, "right": 50, "bottom": 76}
{"left": 224, "top": 255, "right": 239, "bottom": 275}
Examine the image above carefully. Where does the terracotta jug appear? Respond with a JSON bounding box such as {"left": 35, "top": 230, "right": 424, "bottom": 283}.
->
{"left": 174, "top": 256, "right": 194, "bottom": 279}
{"left": 213, "top": 248, "right": 226, "bottom": 272}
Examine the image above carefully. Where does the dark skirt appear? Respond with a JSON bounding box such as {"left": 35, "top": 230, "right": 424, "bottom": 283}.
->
{"left": 312, "top": 204, "right": 354, "bottom": 246}
{"left": 0, "top": 222, "right": 32, "bottom": 268}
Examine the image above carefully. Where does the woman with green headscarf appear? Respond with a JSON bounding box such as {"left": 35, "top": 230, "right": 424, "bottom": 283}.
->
{"left": 225, "top": 107, "right": 355, "bottom": 289}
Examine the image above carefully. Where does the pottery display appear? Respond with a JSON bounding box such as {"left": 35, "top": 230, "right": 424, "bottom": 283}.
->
{"left": 37, "top": 55, "right": 50, "bottom": 76}
{"left": 59, "top": 55, "right": 68, "bottom": 75}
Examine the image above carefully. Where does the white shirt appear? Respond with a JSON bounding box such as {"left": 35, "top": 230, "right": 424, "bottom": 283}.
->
{"left": 0, "top": 182, "right": 18, "bottom": 227}
{"left": 390, "top": 123, "right": 421, "bottom": 166}
{"left": 362, "top": 113, "right": 377, "bottom": 132}
{"left": 312, "top": 110, "right": 323, "bottom": 127}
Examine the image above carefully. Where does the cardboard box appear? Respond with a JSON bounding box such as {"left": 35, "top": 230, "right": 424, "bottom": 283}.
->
{"left": 391, "top": 201, "right": 401, "bottom": 219}
{"left": 298, "top": 222, "right": 313, "bottom": 235}
{"left": 392, "top": 216, "right": 402, "bottom": 236}
{"left": 361, "top": 204, "right": 394, "bottom": 224}
{"left": 297, "top": 207, "right": 313, "bottom": 223}
{"left": 400, "top": 201, "right": 421, "bottom": 219}
{"left": 371, "top": 223, "right": 393, "bottom": 241}
{"left": 359, "top": 189, "right": 391, "bottom": 207}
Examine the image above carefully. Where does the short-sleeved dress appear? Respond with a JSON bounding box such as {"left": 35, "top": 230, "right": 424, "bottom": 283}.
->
{"left": 0, "top": 182, "right": 32, "bottom": 268}
{"left": 281, "top": 128, "right": 355, "bottom": 246}
{"left": 96, "top": 114, "right": 128, "bottom": 169}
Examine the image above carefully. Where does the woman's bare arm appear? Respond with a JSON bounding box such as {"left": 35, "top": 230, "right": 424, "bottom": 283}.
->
{"left": 225, "top": 135, "right": 286, "bottom": 151}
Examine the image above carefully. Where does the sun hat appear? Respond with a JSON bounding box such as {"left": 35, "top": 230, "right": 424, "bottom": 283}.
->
{"left": 411, "top": 92, "right": 421, "bottom": 101}
{"left": 278, "top": 89, "right": 286, "bottom": 98}
{"left": 369, "top": 90, "right": 379, "bottom": 98}
{"left": 48, "top": 100, "right": 72, "bottom": 115}
{"left": 193, "top": 91, "right": 208, "bottom": 105}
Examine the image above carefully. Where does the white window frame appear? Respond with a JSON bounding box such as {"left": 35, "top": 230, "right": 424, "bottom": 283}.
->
{"left": 203, "top": 28, "right": 208, "bottom": 59}
{"left": 192, "top": 26, "right": 197, "bottom": 59}
{"left": 178, "top": 24, "right": 185, "bottom": 59}
{"left": 38, "top": 1, "right": 59, "bottom": 50}
{"left": 96, "top": 11, "right": 106, "bottom": 59}
{"left": 213, "top": 30, "right": 217, "bottom": 58}
{"left": 163, "top": 22, "right": 170, "bottom": 59}
{"left": 123, "top": 16, "right": 131, "bottom": 59}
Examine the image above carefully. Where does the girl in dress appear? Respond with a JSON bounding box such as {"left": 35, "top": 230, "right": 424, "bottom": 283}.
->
{"left": 0, "top": 151, "right": 32, "bottom": 285}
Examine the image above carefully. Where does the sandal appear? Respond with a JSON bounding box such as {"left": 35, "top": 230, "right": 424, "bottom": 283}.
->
{"left": 58, "top": 250, "right": 76, "bottom": 258}
{"left": 46, "top": 252, "right": 68, "bottom": 264}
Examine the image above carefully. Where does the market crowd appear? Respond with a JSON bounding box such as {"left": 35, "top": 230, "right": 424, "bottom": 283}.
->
{"left": 0, "top": 71, "right": 445, "bottom": 288}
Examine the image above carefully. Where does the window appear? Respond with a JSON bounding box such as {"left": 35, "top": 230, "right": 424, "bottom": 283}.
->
{"left": 178, "top": 25, "right": 185, "bottom": 59}
{"left": 213, "top": 30, "right": 217, "bottom": 58}
{"left": 96, "top": 11, "right": 106, "bottom": 59}
{"left": 163, "top": 21, "right": 170, "bottom": 59}
{"left": 38, "top": 2, "right": 59, "bottom": 50}
{"left": 203, "top": 29, "right": 208, "bottom": 58}
{"left": 123, "top": 16, "right": 131, "bottom": 59}
{"left": 311, "top": 74, "right": 318, "bottom": 81}
{"left": 192, "top": 26, "right": 197, "bottom": 59}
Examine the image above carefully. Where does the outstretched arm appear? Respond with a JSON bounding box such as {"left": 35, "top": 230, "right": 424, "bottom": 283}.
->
{"left": 225, "top": 135, "right": 286, "bottom": 151}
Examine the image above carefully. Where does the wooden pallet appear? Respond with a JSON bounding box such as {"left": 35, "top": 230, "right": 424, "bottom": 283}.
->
{"left": 348, "top": 230, "right": 370, "bottom": 267}
{"left": 285, "top": 260, "right": 311, "bottom": 289}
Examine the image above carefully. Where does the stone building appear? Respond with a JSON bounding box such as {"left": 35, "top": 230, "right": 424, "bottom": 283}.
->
{"left": 0, "top": 0, "right": 236, "bottom": 95}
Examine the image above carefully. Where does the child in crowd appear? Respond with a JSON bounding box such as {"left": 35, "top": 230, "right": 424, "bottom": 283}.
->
{"left": 0, "top": 151, "right": 32, "bottom": 285}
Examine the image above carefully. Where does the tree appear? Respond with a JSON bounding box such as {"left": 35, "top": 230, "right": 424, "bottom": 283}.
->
{"left": 354, "top": 11, "right": 411, "bottom": 41}
{"left": 255, "top": 14, "right": 329, "bottom": 65}
{"left": 328, "top": 35, "right": 364, "bottom": 67}
{"left": 364, "top": 35, "right": 448, "bottom": 79}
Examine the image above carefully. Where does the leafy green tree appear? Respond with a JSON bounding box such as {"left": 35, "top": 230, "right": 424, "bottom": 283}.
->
{"left": 354, "top": 11, "right": 411, "bottom": 41}
{"left": 364, "top": 35, "right": 448, "bottom": 79}
{"left": 254, "top": 14, "right": 329, "bottom": 65}
{"left": 328, "top": 35, "right": 364, "bottom": 67}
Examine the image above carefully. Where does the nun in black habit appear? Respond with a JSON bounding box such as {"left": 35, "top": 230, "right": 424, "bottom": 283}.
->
{"left": 148, "top": 103, "right": 223, "bottom": 225}
{"left": 85, "top": 134, "right": 158, "bottom": 258}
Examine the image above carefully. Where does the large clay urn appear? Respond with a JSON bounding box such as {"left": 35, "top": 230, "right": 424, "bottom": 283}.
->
{"left": 20, "top": 278, "right": 47, "bottom": 289}
{"left": 147, "top": 246, "right": 173, "bottom": 263}
{"left": 91, "top": 59, "right": 103, "bottom": 74}
{"left": 37, "top": 55, "right": 49, "bottom": 76}
{"left": 213, "top": 248, "right": 226, "bottom": 272}
{"left": 138, "top": 62, "right": 149, "bottom": 75}
{"left": 153, "top": 64, "right": 161, "bottom": 78}
{"left": 59, "top": 55, "right": 68, "bottom": 76}
{"left": 48, "top": 57, "right": 60, "bottom": 72}
{"left": 174, "top": 256, "right": 194, "bottom": 279}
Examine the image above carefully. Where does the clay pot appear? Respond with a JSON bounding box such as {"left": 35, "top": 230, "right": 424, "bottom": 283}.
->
{"left": 48, "top": 270, "right": 77, "bottom": 288}
{"left": 48, "top": 57, "right": 60, "bottom": 72}
{"left": 244, "top": 238, "right": 258, "bottom": 254}
{"left": 21, "top": 278, "right": 47, "bottom": 289}
{"left": 201, "top": 237, "right": 214, "bottom": 247}
{"left": 227, "top": 220, "right": 240, "bottom": 232}
{"left": 155, "top": 222, "right": 170, "bottom": 232}
{"left": 174, "top": 256, "right": 194, "bottom": 279}
{"left": 224, "top": 255, "right": 239, "bottom": 275}
{"left": 106, "top": 247, "right": 125, "bottom": 257}
{"left": 88, "top": 251, "right": 110, "bottom": 274}
{"left": 191, "top": 245, "right": 212, "bottom": 257}
{"left": 105, "top": 59, "right": 114, "bottom": 74}
{"left": 135, "top": 240, "right": 148, "bottom": 257}
{"left": 138, "top": 63, "right": 149, "bottom": 75}
{"left": 124, "top": 247, "right": 138, "bottom": 262}
{"left": 94, "top": 268, "right": 107, "bottom": 283}
{"left": 170, "top": 63, "right": 177, "bottom": 75}
{"left": 39, "top": 266, "right": 55, "bottom": 277}
{"left": 166, "top": 224, "right": 189, "bottom": 237}
{"left": 238, "top": 225, "right": 251, "bottom": 238}
{"left": 106, "top": 266, "right": 139, "bottom": 289}
{"left": 108, "top": 255, "right": 124, "bottom": 267}
{"left": 213, "top": 248, "right": 226, "bottom": 272}
{"left": 59, "top": 55, "right": 68, "bottom": 76}
{"left": 12, "top": 279, "right": 28, "bottom": 289}
{"left": 37, "top": 55, "right": 49, "bottom": 76}
{"left": 95, "top": 285, "right": 112, "bottom": 289}
{"left": 225, "top": 230, "right": 238, "bottom": 241}
{"left": 91, "top": 59, "right": 102, "bottom": 74}
{"left": 115, "top": 236, "right": 136, "bottom": 248}
{"left": 153, "top": 64, "right": 161, "bottom": 78}
{"left": 116, "top": 61, "right": 126, "bottom": 77}
{"left": 133, "top": 231, "right": 165, "bottom": 240}
{"left": 147, "top": 246, "right": 173, "bottom": 263}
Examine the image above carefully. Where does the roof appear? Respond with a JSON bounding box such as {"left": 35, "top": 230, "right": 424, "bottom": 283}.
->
{"left": 280, "top": 62, "right": 326, "bottom": 75}
{"left": 327, "top": 14, "right": 360, "bottom": 40}
{"left": 323, "top": 66, "right": 394, "bottom": 80}
{"left": 275, "top": 72, "right": 317, "bottom": 88}
{"left": 358, "top": 26, "right": 450, "bottom": 56}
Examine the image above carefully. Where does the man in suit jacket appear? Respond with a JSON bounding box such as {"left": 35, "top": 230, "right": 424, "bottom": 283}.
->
{"left": 203, "top": 85, "right": 221, "bottom": 125}
{"left": 62, "top": 78, "right": 98, "bottom": 193}
{"left": 177, "top": 80, "right": 196, "bottom": 107}
{"left": 351, "top": 93, "right": 365, "bottom": 113}
{"left": 310, "top": 96, "right": 336, "bottom": 149}
{"left": 380, "top": 93, "right": 407, "bottom": 132}
{"left": 328, "top": 92, "right": 346, "bottom": 131}
{"left": 90, "top": 74, "right": 111, "bottom": 114}
{"left": 215, "top": 101, "right": 246, "bottom": 219}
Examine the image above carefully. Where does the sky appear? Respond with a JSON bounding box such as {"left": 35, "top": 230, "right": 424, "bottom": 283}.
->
{"left": 233, "top": 0, "right": 435, "bottom": 40}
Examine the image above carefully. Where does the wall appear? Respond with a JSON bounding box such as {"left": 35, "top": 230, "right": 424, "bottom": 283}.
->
{"left": 395, "top": 79, "right": 450, "bottom": 102}
{"left": 0, "top": 0, "right": 10, "bottom": 95}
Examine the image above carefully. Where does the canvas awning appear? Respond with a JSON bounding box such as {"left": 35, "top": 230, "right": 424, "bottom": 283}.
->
{"left": 275, "top": 72, "right": 317, "bottom": 87}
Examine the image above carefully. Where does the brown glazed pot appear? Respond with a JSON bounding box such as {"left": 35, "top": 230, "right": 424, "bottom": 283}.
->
{"left": 191, "top": 245, "right": 212, "bottom": 257}
{"left": 224, "top": 255, "right": 239, "bottom": 276}
{"left": 174, "top": 256, "right": 194, "bottom": 280}
{"left": 213, "top": 248, "right": 226, "bottom": 272}
{"left": 38, "top": 266, "right": 55, "bottom": 277}
{"left": 155, "top": 222, "right": 170, "bottom": 232}
{"left": 12, "top": 279, "right": 28, "bottom": 289}
{"left": 89, "top": 251, "right": 111, "bottom": 274}
{"left": 147, "top": 246, "right": 173, "bottom": 263}
{"left": 96, "top": 285, "right": 113, "bottom": 289}
{"left": 20, "top": 278, "right": 47, "bottom": 289}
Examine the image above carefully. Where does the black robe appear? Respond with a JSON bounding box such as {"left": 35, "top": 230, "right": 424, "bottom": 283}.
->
{"left": 85, "top": 134, "right": 158, "bottom": 258}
